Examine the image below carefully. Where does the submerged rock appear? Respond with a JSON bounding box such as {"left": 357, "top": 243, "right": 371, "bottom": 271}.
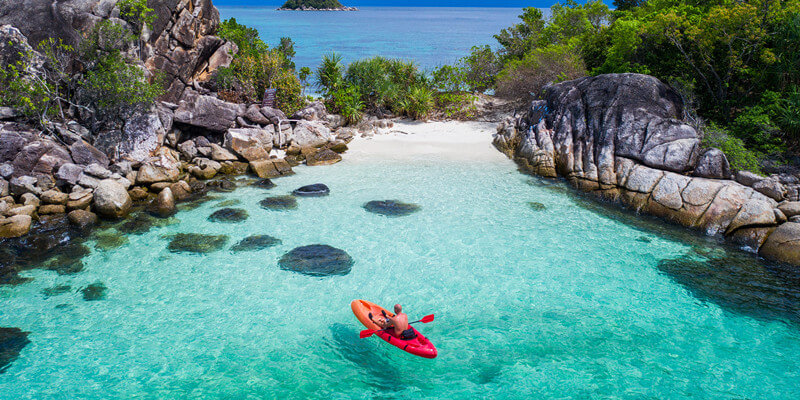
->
{"left": 363, "top": 200, "right": 421, "bottom": 217}
{"left": 292, "top": 183, "right": 330, "bottom": 197}
{"left": 230, "top": 235, "right": 282, "bottom": 252}
{"left": 165, "top": 233, "right": 229, "bottom": 254}
{"left": 0, "top": 327, "right": 30, "bottom": 374}
{"left": 527, "top": 202, "right": 547, "bottom": 211}
{"left": 207, "top": 178, "right": 236, "bottom": 192}
{"left": 208, "top": 208, "right": 249, "bottom": 223}
{"left": 211, "top": 199, "right": 238, "bottom": 208}
{"left": 41, "top": 284, "right": 71, "bottom": 298}
{"left": 279, "top": 244, "right": 354, "bottom": 277}
{"left": 81, "top": 282, "right": 107, "bottom": 301}
{"left": 259, "top": 195, "right": 297, "bottom": 210}
{"left": 255, "top": 179, "right": 276, "bottom": 189}
{"left": 118, "top": 213, "right": 179, "bottom": 235}
{"left": 93, "top": 231, "right": 129, "bottom": 251}
{"left": 43, "top": 243, "right": 90, "bottom": 275}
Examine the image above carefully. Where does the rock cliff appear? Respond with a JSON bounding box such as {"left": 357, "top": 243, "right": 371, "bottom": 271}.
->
{"left": 494, "top": 73, "right": 800, "bottom": 267}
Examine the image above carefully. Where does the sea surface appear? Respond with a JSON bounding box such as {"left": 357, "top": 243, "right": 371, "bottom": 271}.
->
{"left": 216, "top": 6, "right": 524, "bottom": 71}
{"left": 2, "top": 147, "right": 800, "bottom": 398}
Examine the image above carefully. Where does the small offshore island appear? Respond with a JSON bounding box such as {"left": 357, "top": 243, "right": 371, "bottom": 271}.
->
{"left": 278, "top": 0, "right": 357, "bottom": 11}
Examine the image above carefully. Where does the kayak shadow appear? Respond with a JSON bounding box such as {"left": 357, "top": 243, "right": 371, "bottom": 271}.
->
{"left": 328, "top": 323, "right": 404, "bottom": 393}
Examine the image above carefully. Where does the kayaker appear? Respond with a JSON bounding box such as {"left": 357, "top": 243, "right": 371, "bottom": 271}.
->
{"left": 370, "top": 304, "right": 416, "bottom": 340}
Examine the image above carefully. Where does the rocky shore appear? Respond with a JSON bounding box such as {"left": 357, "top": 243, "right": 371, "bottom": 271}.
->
{"left": 0, "top": 0, "right": 397, "bottom": 245}
{"left": 494, "top": 73, "right": 800, "bottom": 267}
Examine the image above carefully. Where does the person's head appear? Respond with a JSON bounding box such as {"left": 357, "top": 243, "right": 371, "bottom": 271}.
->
{"left": 394, "top": 304, "right": 402, "bottom": 313}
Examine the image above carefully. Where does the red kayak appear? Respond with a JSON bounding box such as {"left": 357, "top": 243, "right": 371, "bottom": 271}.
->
{"left": 351, "top": 299, "right": 438, "bottom": 359}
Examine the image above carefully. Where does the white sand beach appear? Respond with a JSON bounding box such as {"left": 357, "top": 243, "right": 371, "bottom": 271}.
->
{"left": 345, "top": 120, "right": 507, "bottom": 163}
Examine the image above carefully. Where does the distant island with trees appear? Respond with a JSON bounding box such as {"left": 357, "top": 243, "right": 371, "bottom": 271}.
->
{"left": 278, "top": 0, "right": 357, "bottom": 11}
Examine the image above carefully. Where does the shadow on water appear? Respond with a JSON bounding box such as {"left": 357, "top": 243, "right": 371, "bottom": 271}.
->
{"left": 327, "top": 323, "right": 404, "bottom": 395}
{"left": 526, "top": 174, "right": 800, "bottom": 325}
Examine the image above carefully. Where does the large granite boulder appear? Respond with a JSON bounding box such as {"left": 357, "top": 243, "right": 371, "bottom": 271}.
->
{"left": 291, "top": 101, "right": 327, "bottom": 121}
{"left": 92, "top": 179, "right": 131, "bottom": 218}
{"left": 694, "top": 148, "right": 730, "bottom": 179}
{"left": 224, "top": 128, "right": 273, "bottom": 162}
{"left": 173, "top": 92, "right": 243, "bottom": 133}
{"left": 0, "top": 215, "right": 32, "bottom": 238}
{"left": 760, "top": 223, "right": 800, "bottom": 265}
{"left": 292, "top": 121, "right": 332, "bottom": 148}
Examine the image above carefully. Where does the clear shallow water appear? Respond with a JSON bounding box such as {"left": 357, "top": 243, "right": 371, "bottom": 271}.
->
{"left": 2, "top": 153, "right": 800, "bottom": 398}
{"left": 216, "top": 6, "right": 523, "bottom": 71}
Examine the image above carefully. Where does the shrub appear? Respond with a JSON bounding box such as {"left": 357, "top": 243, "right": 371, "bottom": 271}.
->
{"left": 398, "top": 85, "right": 434, "bottom": 120}
{"left": 435, "top": 92, "right": 478, "bottom": 120}
{"left": 281, "top": 0, "right": 344, "bottom": 9}
{"left": 216, "top": 19, "right": 304, "bottom": 113}
{"left": 495, "top": 45, "right": 586, "bottom": 101}
{"left": 461, "top": 45, "right": 500, "bottom": 92}
{"left": 432, "top": 64, "right": 467, "bottom": 93}
{"left": 118, "top": 0, "right": 155, "bottom": 34}
{"left": 329, "top": 85, "right": 364, "bottom": 124}
{"left": 702, "top": 124, "right": 763, "bottom": 174}
{"left": 316, "top": 52, "right": 345, "bottom": 96}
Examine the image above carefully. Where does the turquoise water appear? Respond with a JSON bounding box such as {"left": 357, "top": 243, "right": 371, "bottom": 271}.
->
{"left": 216, "top": 6, "right": 523, "bottom": 71}
{"left": 2, "top": 151, "right": 800, "bottom": 398}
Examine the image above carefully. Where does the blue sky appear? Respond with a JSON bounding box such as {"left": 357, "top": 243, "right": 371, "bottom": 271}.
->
{"left": 213, "top": 1, "right": 606, "bottom": 7}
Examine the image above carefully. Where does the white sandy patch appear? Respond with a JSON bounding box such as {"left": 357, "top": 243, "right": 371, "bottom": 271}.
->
{"left": 344, "top": 119, "right": 507, "bottom": 163}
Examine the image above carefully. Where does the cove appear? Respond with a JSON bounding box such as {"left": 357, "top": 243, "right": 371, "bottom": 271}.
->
{"left": 1, "top": 127, "right": 799, "bottom": 398}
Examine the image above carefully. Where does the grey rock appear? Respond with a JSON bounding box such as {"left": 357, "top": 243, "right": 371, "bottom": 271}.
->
{"left": 224, "top": 128, "right": 273, "bottom": 162}
{"left": 109, "top": 161, "right": 133, "bottom": 177}
{"left": 778, "top": 202, "right": 800, "bottom": 218}
{"left": 178, "top": 140, "right": 198, "bottom": 160}
{"left": 69, "top": 140, "right": 109, "bottom": 167}
{"left": 760, "top": 222, "right": 800, "bottom": 265}
{"left": 292, "top": 121, "right": 332, "bottom": 148}
{"left": 92, "top": 179, "right": 132, "bottom": 218}
{"left": 209, "top": 144, "right": 238, "bottom": 162}
{"left": 694, "top": 148, "right": 730, "bottom": 179}
{"left": 77, "top": 172, "right": 102, "bottom": 189}
{"left": 0, "top": 163, "right": 13, "bottom": 179}
{"left": 0, "top": 178, "right": 7, "bottom": 197}
{"left": 291, "top": 102, "right": 327, "bottom": 121}
{"left": 173, "top": 92, "right": 243, "bottom": 133}
{"left": 84, "top": 163, "right": 112, "bottom": 179}
{"left": 735, "top": 170, "right": 763, "bottom": 187}
{"left": 260, "top": 106, "right": 287, "bottom": 125}
{"left": 56, "top": 163, "right": 84, "bottom": 185}
{"left": 20, "top": 192, "right": 39, "bottom": 207}
{"left": 752, "top": 179, "right": 785, "bottom": 201}
{"left": 0, "top": 106, "right": 20, "bottom": 120}
{"left": 9, "top": 175, "right": 40, "bottom": 196}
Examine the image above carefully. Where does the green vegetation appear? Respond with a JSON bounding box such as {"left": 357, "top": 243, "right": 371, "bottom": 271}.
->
{"left": 215, "top": 18, "right": 304, "bottom": 113}
{"left": 117, "top": 0, "right": 155, "bottom": 34}
{"left": 469, "top": 0, "right": 800, "bottom": 169}
{"left": 0, "top": 19, "right": 161, "bottom": 127}
{"left": 280, "top": 0, "right": 345, "bottom": 9}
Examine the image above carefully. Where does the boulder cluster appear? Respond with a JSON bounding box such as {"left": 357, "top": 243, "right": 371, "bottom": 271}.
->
{"left": 494, "top": 73, "right": 800, "bottom": 267}
{"left": 0, "top": 0, "right": 359, "bottom": 240}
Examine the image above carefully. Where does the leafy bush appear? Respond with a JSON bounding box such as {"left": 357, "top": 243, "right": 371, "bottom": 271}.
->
{"left": 435, "top": 92, "right": 478, "bottom": 120}
{"left": 702, "top": 124, "right": 763, "bottom": 174}
{"left": 329, "top": 86, "right": 364, "bottom": 124}
{"left": 397, "top": 85, "right": 434, "bottom": 120}
{"left": 495, "top": 45, "right": 586, "bottom": 101}
{"left": 215, "top": 18, "right": 304, "bottom": 113}
{"left": 316, "top": 52, "right": 345, "bottom": 96}
{"left": 118, "top": 0, "right": 155, "bottom": 34}
{"left": 460, "top": 45, "right": 500, "bottom": 92}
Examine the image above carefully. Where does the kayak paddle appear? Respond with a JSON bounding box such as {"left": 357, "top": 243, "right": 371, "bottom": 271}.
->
{"left": 359, "top": 314, "right": 434, "bottom": 339}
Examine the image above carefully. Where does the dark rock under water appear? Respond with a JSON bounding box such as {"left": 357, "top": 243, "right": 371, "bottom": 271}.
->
{"left": 118, "top": 212, "right": 179, "bottom": 235}
{"left": 230, "top": 235, "right": 282, "bottom": 252}
{"left": 214, "top": 199, "right": 241, "bottom": 208}
{"left": 93, "top": 231, "right": 129, "bottom": 251}
{"left": 255, "top": 179, "right": 276, "bottom": 189}
{"left": 292, "top": 183, "right": 330, "bottom": 197}
{"left": 42, "top": 285, "right": 72, "bottom": 298}
{"left": 279, "top": 244, "right": 354, "bottom": 277}
{"left": 259, "top": 195, "right": 297, "bottom": 211}
{"left": 363, "top": 200, "right": 421, "bottom": 217}
{"left": 527, "top": 202, "right": 547, "bottom": 211}
{"left": 81, "top": 282, "right": 107, "bottom": 301}
{"left": 165, "top": 233, "right": 229, "bottom": 254}
{"left": 0, "top": 327, "right": 30, "bottom": 374}
{"left": 208, "top": 208, "right": 249, "bottom": 223}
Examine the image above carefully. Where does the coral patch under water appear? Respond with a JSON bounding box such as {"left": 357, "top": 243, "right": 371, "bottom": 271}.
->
{"left": 164, "top": 233, "right": 229, "bottom": 254}
{"left": 230, "top": 235, "right": 282, "bottom": 252}
{"left": 0, "top": 327, "right": 30, "bottom": 374}
{"left": 208, "top": 208, "right": 249, "bottom": 223}
{"left": 363, "top": 200, "right": 421, "bottom": 217}
{"left": 259, "top": 196, "right": 298, "bottom": 211}
{"left": 81, "top": 282, "right": 107, "bottom": 301}
{"left": 278, "top": 244, "right": 354, "bottom": 277}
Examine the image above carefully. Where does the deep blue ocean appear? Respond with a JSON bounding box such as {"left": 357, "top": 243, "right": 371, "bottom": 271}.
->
{"left": 216, "top": 6, "right": 525, "bottom": 71}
